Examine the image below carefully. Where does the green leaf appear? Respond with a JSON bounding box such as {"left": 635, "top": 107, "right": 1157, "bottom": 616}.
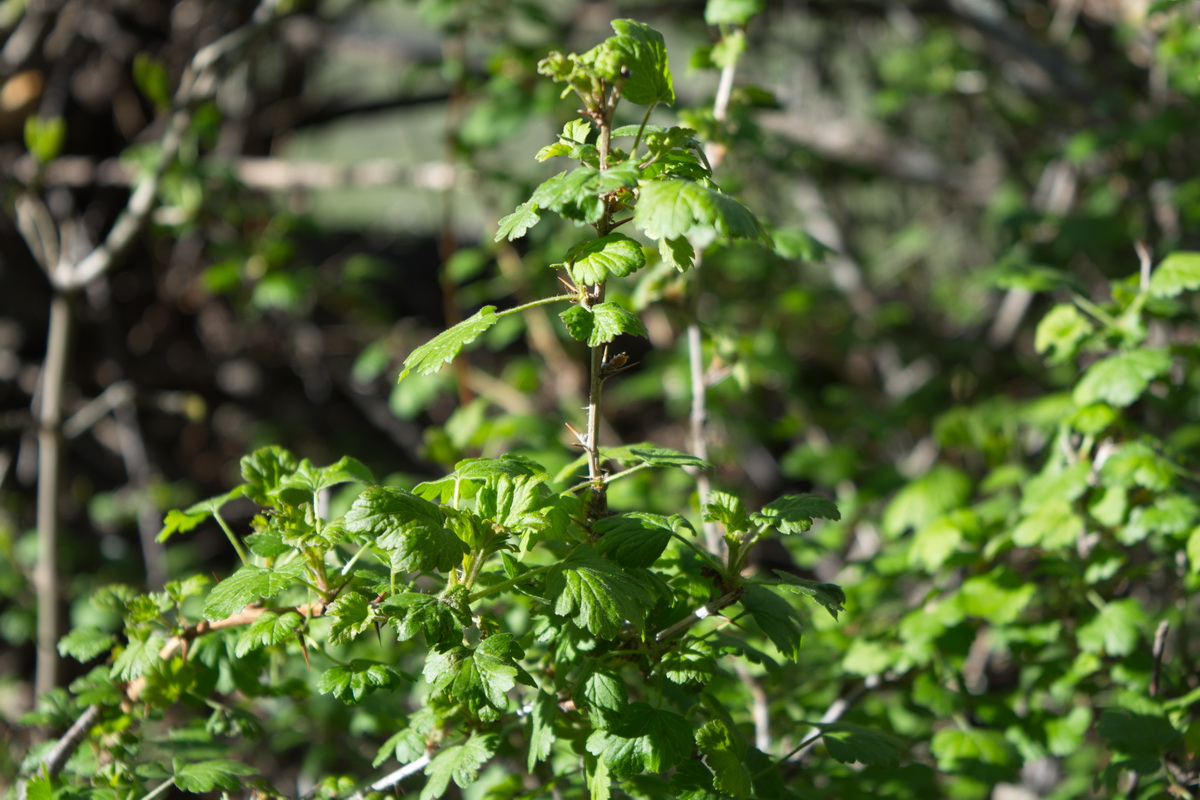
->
{"left": 572, "top": 659, "right": 628, "bottom": 726}
{"left": 420, "top": 734, "right": 499, "bottom": 800}
{"left": 771, "top": 572, "right": 846, "bottom": 621}
{"left": 476, "top": 474, "right": 552, "bottom": 532}
{"left": 560, "top": 304, "right": 592, "bottom": 342}
{"left": 621, "top": 443, "right": 712, "bottom": 469}
{"left": 705, "top": 490, "right": 750, "bottom": 533}
{"left": 22, "top": 774, "right": 54, "bottom": 800}
{"left": 528, "top": 689, "right": 558, "bottom": 770}
{"left": 594, "top": 513, "right": 673, "bottom": 568}
{"left": 58, "top": 627, "right": 116, "bottom": 662}
{"left": 382, "top": 592, "right": 464, "bottom": 648}
{"left": 659, "top": 236, "right": 695, "bottom": 271}
{"left": 1148, "top": 251, "right": 1200, "bottom": 298}
{"left": 545, "top": 547, "right": 652, "bottom": 637}
{"left": 158, "top": 509, "right": 209, "bottom": 543}
{"left": 245, "top": 531, "right": 289, "bottom": 558}
{"left": 585, "top": 702, "right": 692, "bottom": 776}
{"left": 531, "top": 168, "right": 606, "bottom": 223}
{"left": 1011, "top": 499, "right": 1083, "bottom": 551}
{"left": 1100, "top": 441, "right": 1177, "bottom": 492}
{"left": 111, "top": 629, "right": 165, "bottom": 681}
{"left": 954, "top": 568, "right": 1035, "bottom": 626}
{"left": 24, "top": 116, "right": 66, "bottom": 164}
{"left": 660, "top": 638, "right": 716, "bottom": 685}
{"left": 705, "top": 0, "right": 765, "bottom": 25}
{"left": 318, "top": 659, "right": 408, "bottom": 704}
{"left": 565, "top": 233, "right": 646, "bottom": 285}
{"left": 1077, "top": 598, "right": 1148, "bottom": 657}
{"left": 1121, "top": 494, "right": 1198, "bottom": 544}
{"left": 882, "top": 465, "right": 972, "bottom": 538}
{"left": 739, "top": 585, "right": 804, "bottom": 659}
{"left": 908, "top": 511, "right": 975, "bottom": 572}
{"left": 1073, "top": 348, "right": 1171, "bottom": 408}
{"left": 240, "top": 445, "right": 299, "bottom": 501}
{"left": 588, "top": 301, "right": 648, "bottom": 346}
{"left": 344, "top": 486, "right": 466, "bottom": 572}
{"left": 326, "top": 592, "right": 376, "bottom": 646}
{"left": 633, "top": 179, "right": 770, "bottom": 248}
{"left": 495, "top": 203, "right": 541, "bottom": 242}
{"left": 1035, "top": 304, "right": 1094, "bottom": 364}
{"left": 817, "top": 723, "right": 907, "bottom": 768}
{"left": 202, "top": 561, "right": 308, "bottom": 621}
{"left": 132, "top": 52, "right": 172, "bottom": 111}
{"left": 1098, "top": 707, "right": 1179, "bottom": 756}
{"left": 931, "top": 728, "right": 1018, "bottom": 778}
{"left": 280, "top": 456, "right": 374, "bottom": 495}
{"left": 172, "top": 759, "right": 257, "bottom": 793}
{"left": 399, "top": 306, "right": 500, "bottom": 381}
{"left": 609, "top": 20, "right": 675, "bottom": 106}
{"left": 696, "top": 719, "right": 750, "bottom": 799}
{"left": 423, "top": 635, "right": 531, "bottom": 721}
{"left": 752, "top": 493, "right": 840, "bottom": 534}
{"left": 234, "top": 610, "right": 302, "bottom": 657}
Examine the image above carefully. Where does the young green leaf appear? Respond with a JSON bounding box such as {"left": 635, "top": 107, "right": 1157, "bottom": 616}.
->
{"left": 560, "top": 304, "right": 593, "bottom": 342}
{"left": 240, "top": 445, "right": 299, "bottom": 502}
{"left": 318, "top": 659, "right": 409, "bottom": 704}
{"left": 420, "top": 733, "right": 499, "bottom": 800}
{"left": 705, "top": 0, "right": 765, "bottom": 25}
{"left": 343, "top": 486, "right": 467, "bottom": 572}
{"left": 695, "top": 719, "right": 750, "bottom": 799}
{"left": 771, "top": 572, "right": 847, "bottom": 620}
{"left": 399, "top": 306, "right": 500, "bottom": 381}
{"left": 326, "top": 592, "right": 376, "bottom": 646}
{"left": 382, "top": 592, "right": 464, "bottom": 648}
{"left": 1073, "top": 348, "right": 1171, "bottom": 408}
{"left": 111, "top": 629, "right": 165, "bottom": 681}
{"left": 172, "top": 759, "right": 257, "bottom": 793}
{"left": 588, "top": 301, "right": 648, "bottom": 346}
{"left": 495, "top": 203, "right": 541, "bottom": 242}
{"left": 565, "top": 233, "right": 646, "bottom": 285}
{"left": 1148, "top": 251, "right": 1200, "bottom": 298}
{"left": 704, "top": 490, "right": 751, "bottom": 533}
{"left": 584, "top": 702, "right": 692, "bottom": 776}
{"left": 572, "top": 658, "right": 628, "bottom": 728}
{"left": 659, "top": 236, "right": 695, "bottom": 272}
{"left": 545, "top": 547, "right": 653, "bottom": 637}
{"left": 279, "top": 455, "right": 374, "bottom": 495}
{"left": 58, "top": 627, "right": 116, "bottom": 662}
{"left": 423, "top": 634, "right": 531, "bottom": 721}
{"left": 751, "top": 493, "right": 840, "bottom": 534}
{"left": 633, "top": 179, "right": 770, "bottom": 247}
{"left": 609, "top": 20, "right": 675, "bottom": 106}
{"left": 202, "top": 561, "right": 308, "bottom": 621}
{"left": 234, "top": 610, "right": 303, "bottom": 657}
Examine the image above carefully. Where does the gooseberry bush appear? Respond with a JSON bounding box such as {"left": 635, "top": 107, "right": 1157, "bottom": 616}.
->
{"left": 21, "top": 21, "right": 880, "bottom": 800}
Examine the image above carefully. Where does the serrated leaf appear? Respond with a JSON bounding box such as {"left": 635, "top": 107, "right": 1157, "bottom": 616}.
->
{"left": 22, "top": 775, "right": 54, "bottom": 800}
{"left": 566, "top": 233, "right": 646, "bottom": 285}
{"left": 476, "top": 474, "right": 552, "bottom": 532}
{"left": 1073, "top": 348, "right": 1171, "bottom": 408}
{"left": 318, "top": 659, "right": 408, "bottom": 704}
{"left": 279, "top": 455, "right": 374, "bottom": 495}
{"left": 752, "top": 493, "right": 840, "bottom": 534}
{"left": 696, "top": 719, "right": 750, "bottom": 798}
{"left": 818, "top": 723, "right": 907, "bottom": 768}
{"left": 623, "top": 444, "right": 711, "bottom": 469}
{"left": 157, "top": 509, "right": 209, "bottom": 543}
{"left": 536, "top": 143, "right": 572, "bottom": 161}
{"left": 423, "top": 634, "right": 529, "bottom": 720}
{"left": 594, "top": 513, "right": 673, "bottom": 568}
{"left": 382, "top": 592, "right": 463, "bottom": 648}
{"left": 1149, "top": 251, "right": 1200, "bottom": 298}
{"left": 326, "top": 592, "right": 376, "bottom": 646}
{"left": 495, "top": 203, "right": 541, "bottom": 242}
{"left": 172, "top": 759, "right": 257, "bottom": 793}
{"left": 633, "top": 179, "right": 770, "bottom": 248}
{"left": 58, "top": 627, "right": 116, "bottom": 662}
{"left": 528, "top": 689, "right": 558, "bottom": 770}
{"left": 530, "top": 168, "right": 605, "bottom": 222}
{"left": 659, "top": 235, "right": 695, "bottom": 271}
{"left": 344, "top": 486, "right": 466, "bottom": 572}
{"left": 454, "top": 454, "right": 548, "bottom": 481}
{"left": 587, "top": 302, "right": 648, "bottom": 346}
{"left": 234, "top": 610, "right": 302, "bottom": 657}
{"left": 399, "top": 306, "right": 500, "bottom": 380}
{"left": 585, "top": 702, "right": 692, "bottom": 776}
{"left": 245, "top": 531, "right": 289, "bottom": 558}
{"left": 560, "top": 304, "right": 592, "bottom": 342}
{"left": 771, "top": 572, "right": 846, "bottom": 620}
{"left": 111, "top": 629, "right": 165, "bottom": 681}
{"left": 202, "top": 561, "right": 308, "bottom": 621}
{"left": 545, "top": 547, "right": 652, "bottom": 637}
{"left": 610, "top": 20, "right": 675, "bottom": 106}
{"left": 739, "top": 585, "right": 805, "bottom": 659}
{"left": 240, "top": 445, "right": 299, "bottom": 501}
{"left": 660, "top": 638, "right": 716, "bottom": 685}
{"left": 704, "top": 490, "right": 751, "bottom": 533}
{"left": 572, "top": 659, "right": 628, "bottom": 726}
{"left": 421, "top": 734, "right": 499, "bottom": 800}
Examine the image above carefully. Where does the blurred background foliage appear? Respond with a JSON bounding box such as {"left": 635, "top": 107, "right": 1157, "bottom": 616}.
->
{"left": 3, "top": 0, "right": 1200, "bottom": 797}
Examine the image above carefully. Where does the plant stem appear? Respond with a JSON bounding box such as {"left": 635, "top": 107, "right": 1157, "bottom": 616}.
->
{"left": 497, "top": 294, "right": 578, "bottom": 317}
{"left": 34, "top": 290, "right": 71, "bottom": 698}
{"left": 213, "top": 510, "right": 251, "bottom": 566}
{"left": 466, "top": 560, "right": 562, "bottom": 603}
{"left": 140, "top": 779, "right": 175, "bottom": 800}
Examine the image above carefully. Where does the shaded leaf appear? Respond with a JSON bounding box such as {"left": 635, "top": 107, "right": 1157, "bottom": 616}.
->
{"left": 594, "top": 513, "right": 673, "bottom": 568}
{"left": 752, "top": 493, "right": 840, "bottom": 534}
{"left": 633, "top": 179, "right": 770, "bottom": 247}
{"left": 585, "top": 702, "right": 692, "bottom": 776}
{"left": 528, "top": 689, "right": 558, "bottom": 770}
{"left": 772, "top": 572, "right": 846, "bottom": 620}
{"left": 739, "top": 585, "right": 804, "bottom": 659}
{"left": 234, "top": 610, "right": 302, "bottom": 657}
{"left": 817, "top": 722, "right": 907, "bottom": 768}
{"left": 545, "top": 547, "right": 653, "bottom": 637}
{"left": 318, "top": 660, "right": 408, "bottom": 704}
{"left": 172, "top": 759, "right": 257, "bottom": 793}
